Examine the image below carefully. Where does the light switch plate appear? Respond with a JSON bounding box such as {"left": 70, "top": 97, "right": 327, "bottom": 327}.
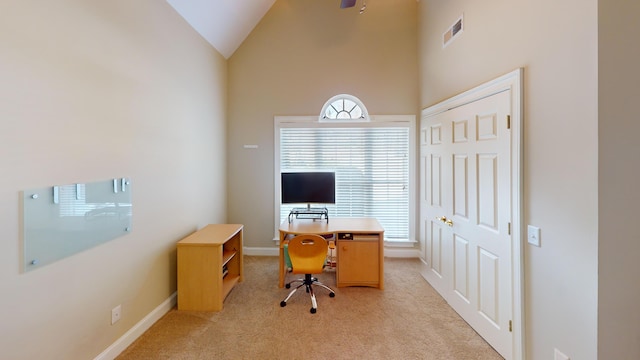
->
{"left": 527, "top": 225, "right": 541, "bottom": 247}
{"left": 111, "top": 304, "right": 122, "bottom": 325}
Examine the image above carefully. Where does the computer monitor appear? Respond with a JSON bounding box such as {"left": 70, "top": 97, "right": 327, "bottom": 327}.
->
{"left": 281, "top": 172, "right": 335, "bottom": 205}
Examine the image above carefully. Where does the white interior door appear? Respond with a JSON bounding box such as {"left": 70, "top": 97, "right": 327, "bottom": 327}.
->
{"left": 419, "top": 70, "right": 522, "bottom": 359}
{"left": 419, "top": 111, "right": 452, "bottom": 297}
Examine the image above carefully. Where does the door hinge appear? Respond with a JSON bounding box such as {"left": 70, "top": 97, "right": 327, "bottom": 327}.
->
{"left": 508, "top": 222, "right": 511, "bottom": 235}
{"left": 507, "top": 115, "right": 511, "bottom": 129}
{"left": 509, "top": 320, "right": 513, "bottom": 332}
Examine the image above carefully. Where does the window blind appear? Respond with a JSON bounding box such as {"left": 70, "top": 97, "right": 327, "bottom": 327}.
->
{"left": 278, "top": 127, "right": 409, "bottom": 241}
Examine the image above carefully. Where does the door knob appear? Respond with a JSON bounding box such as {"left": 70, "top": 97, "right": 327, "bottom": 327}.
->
{"left": 437, "top": 216, "right": 454, "bottom": 227}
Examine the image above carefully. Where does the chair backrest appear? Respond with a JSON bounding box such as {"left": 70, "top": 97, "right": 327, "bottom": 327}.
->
{"left": 287, "top": 234, "right": 328, "bottom": 275}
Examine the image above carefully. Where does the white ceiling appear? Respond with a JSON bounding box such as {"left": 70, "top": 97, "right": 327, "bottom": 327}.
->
{"left": 166, "top": 0, "right": 276, "bottom": 59}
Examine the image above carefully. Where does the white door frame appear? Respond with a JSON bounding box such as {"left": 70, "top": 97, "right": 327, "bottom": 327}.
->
{"left": 420, "top": 68, "right": 524, "bottom": 359}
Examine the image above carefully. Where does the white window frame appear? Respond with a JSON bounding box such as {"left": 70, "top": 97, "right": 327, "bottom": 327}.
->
{"left": 319, "top": 93, "right": 370, "bottom": 121}
{"left": 274, "top": 114, "right": 416, "bottom": 246}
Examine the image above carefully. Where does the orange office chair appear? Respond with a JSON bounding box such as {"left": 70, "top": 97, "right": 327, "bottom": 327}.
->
{"left": 280, "top": 234, "right": 335, "bottom": 314}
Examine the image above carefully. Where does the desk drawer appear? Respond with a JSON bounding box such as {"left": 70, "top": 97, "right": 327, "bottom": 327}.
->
{"left": 338, "top": 233, "right": 379, "bottom": 241}
{"left": 353, "top": 234, "right": 380, "bottom": 241}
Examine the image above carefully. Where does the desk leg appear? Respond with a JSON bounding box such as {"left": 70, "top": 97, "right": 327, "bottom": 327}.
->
{"left": 278, "top": 231, "right": 285, "bottom": 288}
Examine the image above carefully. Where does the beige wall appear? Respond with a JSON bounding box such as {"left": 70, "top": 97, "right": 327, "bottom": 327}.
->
{"left": 419, "top": 0, "right": 598, "bottom": 359}
{"left": 227, "top": 0, "right": 419, "bottom": 247}
{"left": 7, "top": 0, "right": 636, "bottom": 358}
{"left": 598, "top": 1, "right": 640, "bottom": 358}
{"left": 0, "top": 0, "right": 227, "bottom": 359}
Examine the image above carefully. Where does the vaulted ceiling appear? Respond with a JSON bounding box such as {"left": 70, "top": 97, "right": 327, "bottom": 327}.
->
{"left": 166, "top": 0, "right": 277, "bottom": 59}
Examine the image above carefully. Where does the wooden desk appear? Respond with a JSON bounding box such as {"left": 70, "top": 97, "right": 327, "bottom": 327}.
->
{"left": 279, "top": 218, "right": 384, "bottom": 289}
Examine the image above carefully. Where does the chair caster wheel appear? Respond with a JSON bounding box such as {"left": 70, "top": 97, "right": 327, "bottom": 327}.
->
{"left": 329, "top": 292, "right": 335, "bottom": 298}
{"left": 285, "top": 284, "right": 291, "bottom": 289}
{"left": 280, "top": 301, "right": 287, "bottom": 307}
{"left": 310, "top": 308, "right": 316, "bottom": 314}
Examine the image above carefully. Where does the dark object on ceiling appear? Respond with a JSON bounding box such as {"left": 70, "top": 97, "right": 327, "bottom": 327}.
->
{"left": 340, "top": 0, "right": 357, "bottom": 9}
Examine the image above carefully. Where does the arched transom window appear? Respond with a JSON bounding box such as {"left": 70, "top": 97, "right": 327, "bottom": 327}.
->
{"left": 319, "top": 94, "right": 369, "bottom": 121}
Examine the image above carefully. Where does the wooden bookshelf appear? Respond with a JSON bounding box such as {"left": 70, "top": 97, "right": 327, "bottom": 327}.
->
{"left": 177, "top": 224, "right": 243, "bottom": 311}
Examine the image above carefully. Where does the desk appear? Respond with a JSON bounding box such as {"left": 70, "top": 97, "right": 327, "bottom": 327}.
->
{"left": 279, "top": 217, "right": 384, "bottom": 289}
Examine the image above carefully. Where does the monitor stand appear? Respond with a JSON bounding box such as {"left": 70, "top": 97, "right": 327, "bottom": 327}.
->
{"left": 288, "top": 204, "right": 329, "bottom": 223}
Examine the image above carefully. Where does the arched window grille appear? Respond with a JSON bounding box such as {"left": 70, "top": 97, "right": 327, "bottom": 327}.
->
{"left": 319, "top": 94, "right": 369, "bottom": 121}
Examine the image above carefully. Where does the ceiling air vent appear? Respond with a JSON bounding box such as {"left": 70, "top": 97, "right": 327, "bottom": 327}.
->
{"left": 443, "top": 15, "right": 464, "bottom": 48}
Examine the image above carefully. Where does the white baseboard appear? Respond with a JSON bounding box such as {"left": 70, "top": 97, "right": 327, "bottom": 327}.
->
{"left": 243, "top": 246, "right": 420, "bottom": 258}
{"left": 244, "top": 247, "right": 279, "bottom": 256}
{"left": 94, "top": 292, "right": 177, "bottom": 360}
{"left": 384, "top": 247, "right": 420, "bottom": 258}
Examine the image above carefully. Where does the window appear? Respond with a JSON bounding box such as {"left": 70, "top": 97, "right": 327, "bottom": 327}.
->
{"left": 275, "top": 95, "right": 414, "bottom": 242}
{"left": 320, "top": 94, "right": 368, "bottom": 120}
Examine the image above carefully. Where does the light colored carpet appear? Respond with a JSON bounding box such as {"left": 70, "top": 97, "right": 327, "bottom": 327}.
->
{"left": 117, "top": 256, "right": 503, "bottom": 360}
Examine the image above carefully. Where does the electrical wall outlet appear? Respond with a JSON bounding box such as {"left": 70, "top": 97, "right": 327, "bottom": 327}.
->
{"left": 554, "top": 348, "right": 570, "bottom": 360}
{"left": 527, "top": 225, "right": 541, "bottom": 247}
{"left": 111, "top": 304, "right": 122, "bottom": 325}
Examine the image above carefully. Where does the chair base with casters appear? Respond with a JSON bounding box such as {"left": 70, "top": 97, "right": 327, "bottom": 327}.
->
{"left": 280, "top": 273, "right": 335, "bottom": 314}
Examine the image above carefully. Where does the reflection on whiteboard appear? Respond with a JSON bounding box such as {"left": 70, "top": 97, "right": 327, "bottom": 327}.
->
{"left": 22, "top": 178, "right": 132, "bottom": 272}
